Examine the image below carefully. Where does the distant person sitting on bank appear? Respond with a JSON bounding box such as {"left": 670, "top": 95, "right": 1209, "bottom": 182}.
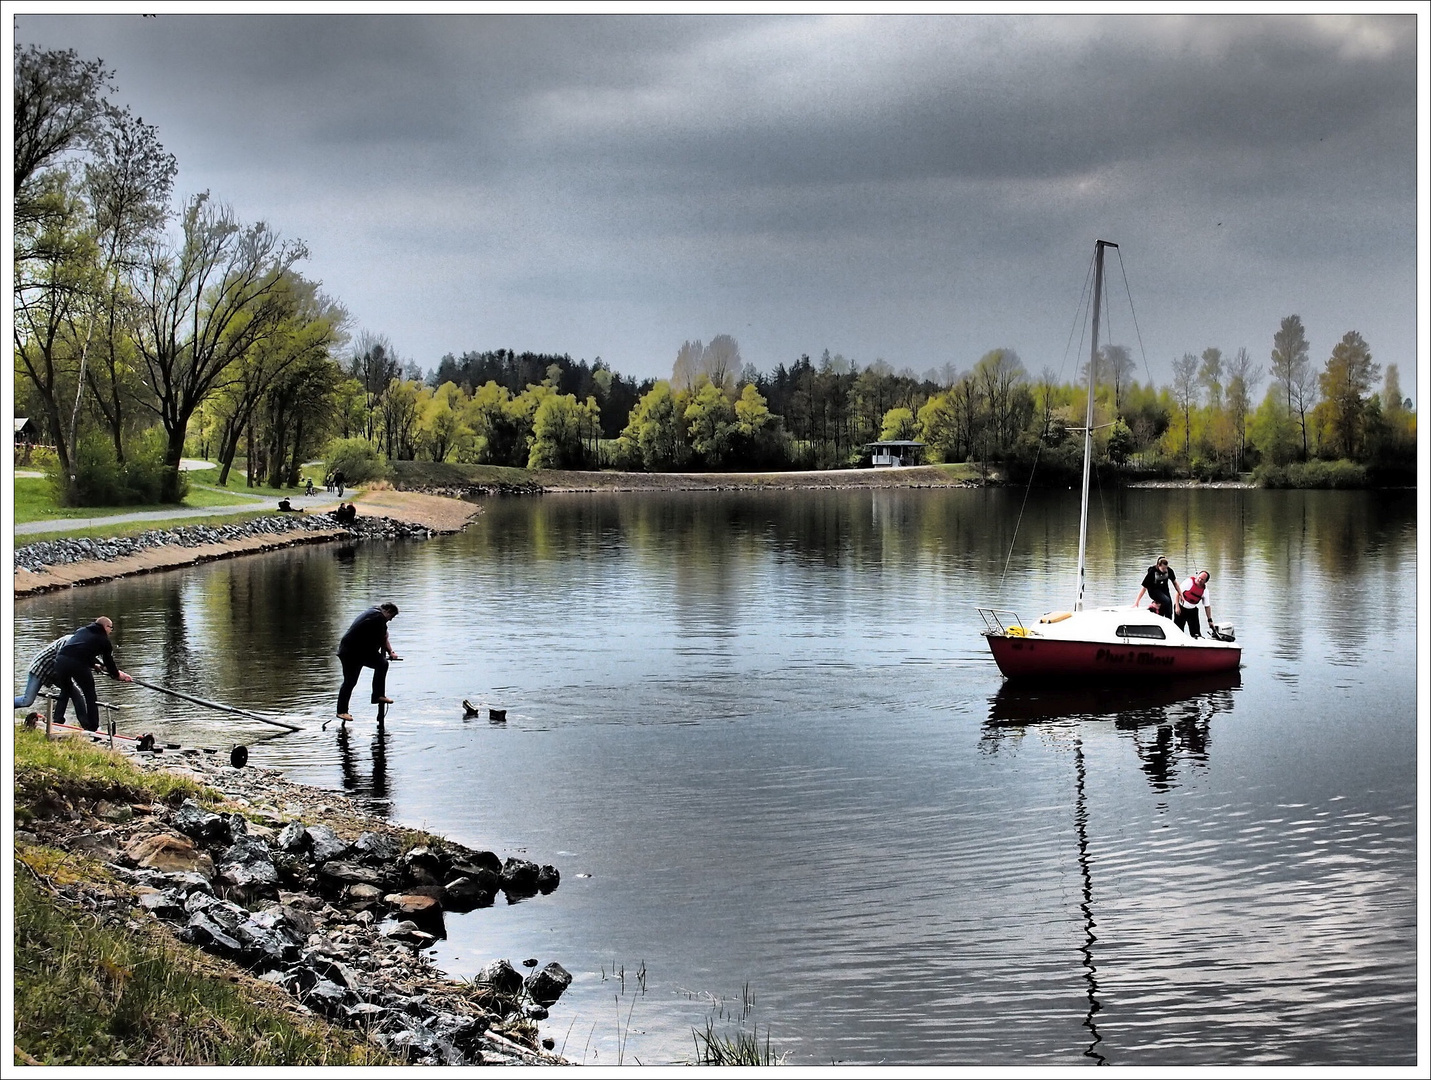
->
{"left": 14, "top": 633, "right": 71, "bottom": 709}
{"left": 1175, "top": 570, "right": 1214, "bottom": 638}
{"left": 336, "top": 602, "right": 402, "bottom": 722}
{"left": 1134, "top": 556, "right": 1182, "bottom": 620}
{"left": 53, "top": 617, "right": 133, "bottom": 731}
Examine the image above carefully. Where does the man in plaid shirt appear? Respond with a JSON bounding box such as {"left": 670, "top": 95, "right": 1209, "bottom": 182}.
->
{"left": 14, "top": 634, "right": 71, "bottom": 709}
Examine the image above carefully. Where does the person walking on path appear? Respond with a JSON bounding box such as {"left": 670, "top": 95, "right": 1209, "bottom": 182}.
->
{"left": 14, "top": 633, "right": 71, "bottom": 709}
{"left": 53, "top": 617, "right": 133, "bottom": 731}
{"left": 336, "top": 602, "right": 402, "bottom": 722}
{"left": 333, "top": 469, "right": 346, "bottom": 497}
{"left": 1134, "top": 556, "right": 1183, "bottom": 620}
{"left": 1175, "top": 570, "right": 1215, "bottom": 638}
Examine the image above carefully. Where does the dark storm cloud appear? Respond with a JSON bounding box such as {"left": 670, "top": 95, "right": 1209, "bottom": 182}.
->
{"left": 11, "top": 12, "right": 1418, "bottom": 388}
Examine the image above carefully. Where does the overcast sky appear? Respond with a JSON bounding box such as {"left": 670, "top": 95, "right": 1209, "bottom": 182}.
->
{"left": 10, "top": 11, "right": 1423, "bottom": 399}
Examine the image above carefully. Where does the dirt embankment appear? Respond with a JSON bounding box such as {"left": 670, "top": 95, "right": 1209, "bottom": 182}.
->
{"left": 403, "top": 463, "right": 981, "bottom": 494}
{"left": 14, "top": 490, "right": 481, "bottom": 599}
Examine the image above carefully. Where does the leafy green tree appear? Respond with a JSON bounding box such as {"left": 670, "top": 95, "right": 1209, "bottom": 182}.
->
{"left": 617, "top": 380, "right": 689, "bottom": 471}
{"left": 528, "top": 392, "right": 596, "bottom": 469}
{"left": 1314, "top": 330, "right": 1378, "bottom": 460}
{"left": 13, "top": 44, "right": 117, "bottom": 224}
{"left": 683, "top": 379, "right": 738, "bottom": 467}
{"left": 879, "top": 406, "right": 918, "bottom": 441}
{"left": 12, "top": 172, "right": 94, "bottom": 477}
{"left": 1247, "top": 386, "right": 1298, "bottom": 467}
{"left": 421, "top": 381, "right": 467, "bottom": 462}
{"left": 1106, "top": 418, "right": 1135, "bottom": 464}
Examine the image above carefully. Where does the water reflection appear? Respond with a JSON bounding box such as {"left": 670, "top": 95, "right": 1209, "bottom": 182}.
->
{"left": 1073, "top": 737, "right": 1104, "bottom": 1065}
{"left": 983, "top": 672, "right": 1239, "bottom": 793}
{"left": 336, "top": 710, "right": 391, "bottom": 814}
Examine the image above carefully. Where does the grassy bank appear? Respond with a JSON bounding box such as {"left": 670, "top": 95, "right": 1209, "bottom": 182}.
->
{"left": 12, "top": 728, "right": 395, "bottom": 1066}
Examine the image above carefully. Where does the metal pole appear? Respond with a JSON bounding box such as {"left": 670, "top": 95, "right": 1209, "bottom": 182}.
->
{"left": 124, "top": 676, "right": 302, "bottom": 732}
{"left": 1076, "top": 239, "right": 1117, "bottom": 611}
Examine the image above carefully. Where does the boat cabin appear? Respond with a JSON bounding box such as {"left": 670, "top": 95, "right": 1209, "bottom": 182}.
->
{"left": 866, "top": 440, "right": 925, "bottom": 467}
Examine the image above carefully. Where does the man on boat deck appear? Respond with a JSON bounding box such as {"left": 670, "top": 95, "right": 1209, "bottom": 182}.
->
{"left": 1175, "top": 570, "right": 1215, "bottom": 639}
{"left": 336, "top": 602, "right": 402, "bottom": 722}
{"left": 53, "top": 617, "right": 133, "bottom": 731}
{"left": 1134, "top": 556, "right": 1183, "bottom": 620}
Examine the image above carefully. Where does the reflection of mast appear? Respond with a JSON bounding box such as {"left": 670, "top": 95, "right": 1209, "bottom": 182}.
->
{"left": 1074, "top": 736, "right": 1106, "bottom": 1064}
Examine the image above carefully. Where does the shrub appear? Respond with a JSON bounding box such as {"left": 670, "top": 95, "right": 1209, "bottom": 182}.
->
{"left": 1254, "top": 458, "right": 1368, "bottom": 489}
{"left": 50, "top": 431, "right": 186, "bottom": 507}
{"left": 324, "top": 438, "right": 388, "bottom": 484}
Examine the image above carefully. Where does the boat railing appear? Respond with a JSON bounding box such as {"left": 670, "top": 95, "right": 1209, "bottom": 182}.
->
{"left": 976, "top": 608, "right": 1025, "bottom": 637}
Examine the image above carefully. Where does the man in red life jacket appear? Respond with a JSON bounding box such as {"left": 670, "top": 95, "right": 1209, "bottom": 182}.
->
{"left": 1175, "top": 570, "right": 1214, "bottom": 638}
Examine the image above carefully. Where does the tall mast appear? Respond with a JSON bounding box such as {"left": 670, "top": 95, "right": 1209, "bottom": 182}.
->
{"left": 1075, "top": 240, "right": 1116, "bottom": 611}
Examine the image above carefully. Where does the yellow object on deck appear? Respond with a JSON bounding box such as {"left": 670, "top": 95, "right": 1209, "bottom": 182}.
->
{"left": 1039, "top": 611, "right": 1072, "bottom": 624}
{"left": 1007, "top": 625, "right": 1027, "bottom": 637}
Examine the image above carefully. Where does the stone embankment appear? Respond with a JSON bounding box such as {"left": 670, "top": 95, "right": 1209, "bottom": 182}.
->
{"left": 14, "top": 491, "right": 480, "bottom": 597}
{"left": 18, "top": 743, "right": 569, "bottom": 1065}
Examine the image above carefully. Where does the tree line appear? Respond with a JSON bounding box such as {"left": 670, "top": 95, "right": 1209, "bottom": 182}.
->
{"left": 13, "top": 45, "right": 1415, "bottom": 504}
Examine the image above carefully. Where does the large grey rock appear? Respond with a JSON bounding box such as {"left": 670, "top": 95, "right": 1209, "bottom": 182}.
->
{"left": 171, "top": 800, "right": 230, "bottom": 845}
{"left": 275, "top": 821, "right": 308, "bottom": 852}
{"left": 537, "top": 864, "right": 560, "bottom": 894}
{"left": 500, "top": 857, "right": 540, "bottom": 898}
{"left": 217, "top": 836, "right": 279, "bottom": 901}
{"left": 474, "top": 958, "right": 523, "bottom": 997}
{"left": 525, "top": 961, "right": 572, "bottom": 1006}
{"left": 318, "top": 860, "right": 391, "bottom": 890}
{"left": 451, "top": 850, "right": 502, "bottom": 878}
{"left": 443, "top": 872, "right": 498, "bottom": 912}
{"left": 354, "top": 831, "right": 401, "bottom": 863}
{"left": 399, "top": 846, "right": 447, "bottom": 886}
{"left": 306, "top": 824, "right": 348, "bottom": 863}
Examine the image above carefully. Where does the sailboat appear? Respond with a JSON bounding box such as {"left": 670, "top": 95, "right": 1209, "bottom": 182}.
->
{"left": 977, "top": 240, "right": 1242, "bottom": 681}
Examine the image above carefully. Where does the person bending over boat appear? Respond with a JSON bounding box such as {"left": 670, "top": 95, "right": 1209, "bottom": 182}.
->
{"left": 1134, "top": 556, "right": 1183, "bottom": 620}
{"left": 53, "top": 618, "right": 133, "bottom": 731}
{"left": 1175, "top": 570, "right": 1214, "bottom": 639}
{"left": 336, "top": 602, "right": 402, "bottom": 722}
{"left": 14, "top": 633, "right": 71, "bottom": 709}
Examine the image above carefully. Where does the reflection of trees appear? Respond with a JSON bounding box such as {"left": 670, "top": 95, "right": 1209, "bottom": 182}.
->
{"left": 196, "top": 546, "right": 344, "bottom": 710}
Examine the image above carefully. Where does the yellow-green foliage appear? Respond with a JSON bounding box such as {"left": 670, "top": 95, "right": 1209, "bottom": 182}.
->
{"left": 13, "top": 726, "right": 214, "bottom": 819}
{"left": 13, "top": 855, "right": 394, "bottom": 1066}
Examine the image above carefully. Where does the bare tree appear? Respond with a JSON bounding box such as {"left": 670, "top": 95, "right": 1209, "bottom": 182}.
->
{"left": 1171, "top": 352, "right": 1200, "bottom": 467}
{"left": 1271, "top": 315, "right": 1313, "bottom": 459}
{"left": 349, "top": 331, "right": 401, "bottom": 442}
{"left": 703, "top": 334, "right": 741, "bottom": 394}
{"left": 1224, "top": 346, "right": 1260, "bottom": 471}
{"left": 131, "top": 193, "right": 307, "bottom": 499}
{"left": 71, "top": 111, "right": 177, "bottom": 467}
{"left": 1198, "top": 347, "right": 1224, "bottom": 409}
{"left": 672, "top": 339, "right": 703, "bottom": 392}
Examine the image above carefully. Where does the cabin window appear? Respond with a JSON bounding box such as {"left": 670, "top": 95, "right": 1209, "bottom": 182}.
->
{"left": 1115, "top": 624, "right": 1166, "bottom": 640}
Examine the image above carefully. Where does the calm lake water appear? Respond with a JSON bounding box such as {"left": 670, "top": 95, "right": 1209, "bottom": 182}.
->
{"left": 14, "top": 487, "right": 1418, "bottom": 1066}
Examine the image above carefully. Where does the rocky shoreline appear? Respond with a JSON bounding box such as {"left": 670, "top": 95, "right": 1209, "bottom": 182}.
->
{"left": 17, "top": 738, "right": 572, "bottom": 1065}
{"left": 14, "top": 492, "right": 480, "bottom": 598}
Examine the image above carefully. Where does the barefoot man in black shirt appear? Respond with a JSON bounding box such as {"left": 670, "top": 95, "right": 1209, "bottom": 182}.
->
{"left": 336, "top": 602, "right": 402, "bottom": 722}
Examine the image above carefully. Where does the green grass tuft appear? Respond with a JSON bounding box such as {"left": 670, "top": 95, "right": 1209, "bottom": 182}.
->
{"left": 13, "top": 854, "right": 394, "bottom": 1066}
